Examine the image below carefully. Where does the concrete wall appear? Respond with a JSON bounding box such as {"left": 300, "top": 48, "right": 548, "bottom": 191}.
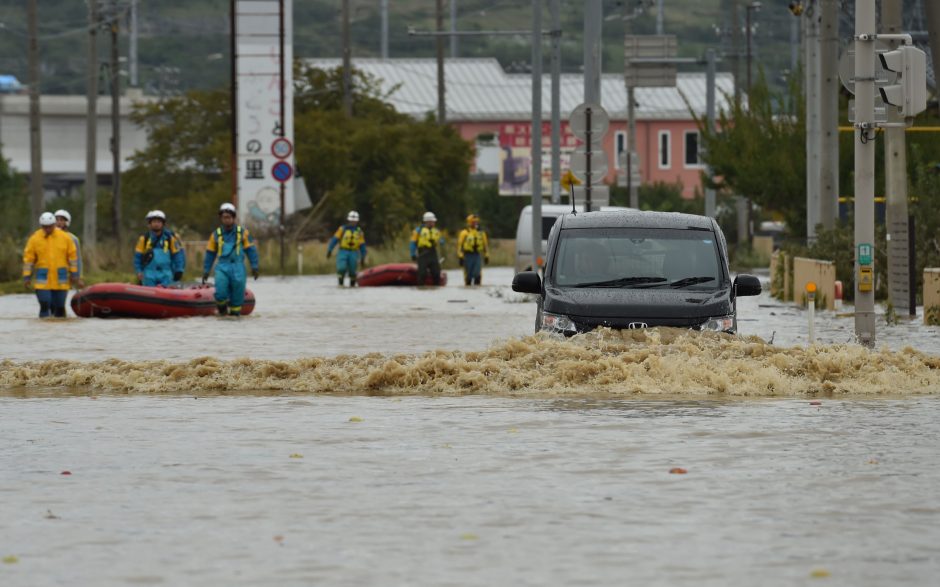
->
{"left": 793, "top": 257, "right": 836, "bottom": 310}
{"left": 925, "top": 268, "right": 940, "bottom": 325}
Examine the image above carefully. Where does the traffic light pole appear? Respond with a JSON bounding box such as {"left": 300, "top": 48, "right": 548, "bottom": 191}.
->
{"left": 854, "top": 0, "right": 876, "bottom": 347}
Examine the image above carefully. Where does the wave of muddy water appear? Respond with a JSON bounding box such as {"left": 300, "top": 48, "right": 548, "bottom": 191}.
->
{"left": 3, "top": 328, "right": 940, "bottom": 397}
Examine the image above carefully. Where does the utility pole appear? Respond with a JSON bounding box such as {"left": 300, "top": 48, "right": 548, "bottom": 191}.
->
{"left": 789, "top": 6, "right": 799, "bottom": 76}
{"left": 85, "top": 0, "right": 99, "bottom": 251}
{"left": 27, "top": 0, "right": 43, "bottom": 223}
{"left": 623, "top": 3, "right": 638, "bottom": 209}
{"left": 883, "top": 0, "right": 913, "bottom": 317}
{"left": 805, "top": 1, "right": 820, "bottom": 242}
{"left": 704, "top": 48, "right": 717, "bottom": 218}
{"left": 730, "top": 0, "right": 741, "bottom": 102}
{"left": 450, "top": 0, "right": 458, "bottom": 58}
{"left": 130, "top": 0, "right": 138, "bottom": 87}
{"left": 109, "top": 2, "right": 123, "bottom": 244}
{"left": 531, "top": 0, "right": 543, "bottom": 271}
{"left": 584, "top": 0, "right": 602, "bottom": 104}
{"left": 436, "top": 0, "right": 446, "bottom": 123}
{"left": 549, "top": 0, "right": 561, "bottom": 205}
{"left": 745, "top": 2, "right": 759, "bottom": 93}
{"left": 656, "top": 0, "right": 664, "bottom": 35}
{"left": 342, "top": 0, "right": 352, "bottom": 116}
{"left": 819, "top": 0, "right": 838, "bottom": 231}
{"left": 926, "top": 1, "right": 940, "bottom": 117}
{"left": 854, "top": 0, "right": 876, "bottom": 346}
{"left": 381, "top": 0, "right": 389, "bottom": 59}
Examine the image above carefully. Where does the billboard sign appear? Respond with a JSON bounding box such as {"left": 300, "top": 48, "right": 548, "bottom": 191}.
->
{"left": 498, "top": 122, "right": 583, "bottom": 196}
{"left": 235, "top": 0, "right": 294, "bottom": 228}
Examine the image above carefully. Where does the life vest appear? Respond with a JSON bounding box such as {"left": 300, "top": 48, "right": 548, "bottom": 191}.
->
{"left": 216, "top": 225, "right": 243, "bottom": 258}
{"left": 141, "top": 231, "right": 174, "bottom": 254}
{"left": 339, "top": 226, "right": 363, "bottom": 250}
{"left": 416, "top": 226, "right": 441, "bottom": 249}
{"left": 462, "top": 229, "right": 485, "bottom": 254}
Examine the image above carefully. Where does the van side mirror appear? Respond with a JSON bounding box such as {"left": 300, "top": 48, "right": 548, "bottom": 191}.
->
{"left": 734, "top": 274, "right": 762, "bottom": 297}
{"left": 512, "top": 271, "right": 542, "bottom": 294}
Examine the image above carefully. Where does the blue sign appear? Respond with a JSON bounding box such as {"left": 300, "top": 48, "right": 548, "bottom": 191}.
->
{"left": 271, "top": 161, "right": 293, "bottom": 183}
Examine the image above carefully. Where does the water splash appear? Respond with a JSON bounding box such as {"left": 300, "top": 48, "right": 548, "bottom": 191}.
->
{"left": 2, "top": 329, "right": 939, "bottom": 398}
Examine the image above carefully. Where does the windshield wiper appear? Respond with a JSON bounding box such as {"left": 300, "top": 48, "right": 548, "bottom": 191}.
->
{"left": 668, "top": 276, "right": 716, "bottom": 288}
{"left": 573, "top": 276, "right": 667, "bottom": 288}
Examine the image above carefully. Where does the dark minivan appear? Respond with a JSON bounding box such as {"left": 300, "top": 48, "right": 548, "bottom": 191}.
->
{"left": 511, "top": 210, "right": 762, "bottom": 334}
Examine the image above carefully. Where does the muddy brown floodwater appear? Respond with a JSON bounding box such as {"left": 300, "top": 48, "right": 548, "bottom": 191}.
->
{"left": 2, "top": 269, "right": 939, "bottom": 585}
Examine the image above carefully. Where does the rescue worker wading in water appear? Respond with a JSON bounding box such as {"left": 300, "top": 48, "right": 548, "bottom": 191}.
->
{"left": 410, "top": 211, "right": 445, "bottom": 286}
{"left": 134, "top": 210, "right": 186, "bottom": 286}
{"left": 202, "top": 203, "right": 260, "bottom": 316}
{"left": 457, "top": 214, "right": 489, "bottom": 286}
{"left": 326, "top": 210, "right": 367, "bottom": 287}
{"left": 22, "top": 212, "right": 82, "bottom": 318}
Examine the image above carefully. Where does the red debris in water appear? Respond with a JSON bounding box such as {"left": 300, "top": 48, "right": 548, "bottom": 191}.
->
{"left": 669, "top": 468, "right": 688, "bottom": 475}
{"left": 60, "top": 471, "right": 71, "bottom": 476}
{"left": 810, "top": 401, "right": 822, "bottom": 406}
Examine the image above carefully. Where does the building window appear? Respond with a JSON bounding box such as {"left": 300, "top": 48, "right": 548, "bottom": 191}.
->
{"left": 684, "top": 131, "right": 701, "bottom": 167}
{"left": 658, "top": 130, "right": 671, "bottom": 169}
{"left": 614, "top": 131, "right": 626, "bottom": 168}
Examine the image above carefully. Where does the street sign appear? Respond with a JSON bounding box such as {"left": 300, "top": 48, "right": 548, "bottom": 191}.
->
{"left": 858, "top": 243, "right": 873, "bottom": 266}
{"left": 570, "top": 148, "right": 608, "bottom": 185}
{"left": 271, "top": 137, "right": 293, "bottom": 159}
{"left": 848, "top": 98, "right": 888, "bottom": 124}
{"left": 838, "top": 41, "right": 897, "bottom": 95}
{"left": 624, "top": 35, "right": 678, "bottom": 88}
{"left": 272, "top": 161, "right": 293, "bottom": 183}
{"left": 560, "top": 170, "right": 582, "bottom": 191}
{"left": 569, "top": 102, "right": 610, "bottom": 141}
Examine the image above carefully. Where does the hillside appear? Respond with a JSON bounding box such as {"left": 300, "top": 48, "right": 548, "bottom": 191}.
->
{"left": 0, "top": 1, "right": 926, "bottom": 96}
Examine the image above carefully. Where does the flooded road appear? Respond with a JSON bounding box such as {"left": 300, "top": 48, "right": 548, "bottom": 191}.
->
{"left": 2, "top": 268, "right": 939, "bottom": 585}
{"left": 2, "top": 395, "right": 939, "bottom": 586}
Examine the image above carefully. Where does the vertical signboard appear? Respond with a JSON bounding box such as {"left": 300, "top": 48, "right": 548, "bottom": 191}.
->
{"left": 235, "top": 0, "right": 293, "bottom": 228}
{"left": 498, "top": 122, "right": 580, "bottom": 196}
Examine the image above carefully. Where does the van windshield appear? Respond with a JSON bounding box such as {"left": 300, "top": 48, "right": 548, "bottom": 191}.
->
{"left": 552, "top": 227, "right": 724, "bottom": 290}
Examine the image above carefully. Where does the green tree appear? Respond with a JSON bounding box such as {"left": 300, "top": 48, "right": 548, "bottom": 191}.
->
{"left": 123, "top": 89, "right": 233, "bottom": 238}
{"left": 293, "top": 64, "right": 473, "bottom": 242}
{"left": 698, "top": 72, "right": 807, "bottom": 237}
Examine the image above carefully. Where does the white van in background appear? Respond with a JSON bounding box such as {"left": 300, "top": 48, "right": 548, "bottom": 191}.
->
{"left": 515, "top": 204, "right": 632, "bottom": 272}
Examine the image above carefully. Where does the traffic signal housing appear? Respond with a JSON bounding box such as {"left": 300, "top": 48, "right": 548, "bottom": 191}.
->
{"left": 878, "top": 45, "right": 928, "bottom": 118}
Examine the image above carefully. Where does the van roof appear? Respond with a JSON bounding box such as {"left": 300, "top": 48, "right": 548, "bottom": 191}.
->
{"left": 521, "top": 204, "right": 632, "bottom": 216}
{"left": 559, "top": 209, "right": 716, "bottom": 231}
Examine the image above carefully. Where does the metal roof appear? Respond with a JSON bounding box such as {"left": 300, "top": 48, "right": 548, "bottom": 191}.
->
{"left": 306, "top": 58, "right": 736, "bottom": 122}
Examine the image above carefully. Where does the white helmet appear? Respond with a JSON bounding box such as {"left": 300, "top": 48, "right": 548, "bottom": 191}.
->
{"left": 219, "top": 202, "right": 237, "bottom": 216}
{"left": 347, "top": 211, "right": 360, "bottom": 222}
{"left": 54, "top": 209, "right": 71, "bottom": 225}
{"left": 146, "top": 210, "right": 166, "bottom": 222}
{"left": 39, "top": 212, "right": 56, "bottom": 226}
{"left": 422, "top": 211, "right": 437, "bottom": 223}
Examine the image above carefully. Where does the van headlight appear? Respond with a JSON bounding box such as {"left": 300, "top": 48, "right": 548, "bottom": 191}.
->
{"left": 541, "top": 311, "right": 577, "bottom": 334}
{"left": 698, "top": 315, "right": 735, "bottom": 333}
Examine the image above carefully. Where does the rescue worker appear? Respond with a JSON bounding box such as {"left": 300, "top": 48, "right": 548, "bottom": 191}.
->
{"left": 326, "top": 210, "right": 367, "bottom": 287}
{"left": 22, "top": 212, "right": 81, "bottom": 318}
{"left": 202, "top": 203, "right": 260, "bottom": 316}
{"left": 409, "top": 211, "right": 445, "bottom": 286}
{"left": 457, "top": 214, "right": 489, "bottom": 286}
{"left": 134, "top": 210, "right": 186, "bottom": 286}
{"left": 54, "top": 209, "right": 83, "bottom": 279}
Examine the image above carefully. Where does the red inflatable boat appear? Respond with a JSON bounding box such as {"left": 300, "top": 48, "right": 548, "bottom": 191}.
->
{"left": 71, "top": 283, "right": 255, "bottom": 318}
{"left": 357, "top": 263, "right": 448, "bottom": 287}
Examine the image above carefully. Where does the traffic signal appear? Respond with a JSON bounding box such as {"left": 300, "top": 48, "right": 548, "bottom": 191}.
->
{"left": 879, "top": 45, "right": 928, "bottom": 118}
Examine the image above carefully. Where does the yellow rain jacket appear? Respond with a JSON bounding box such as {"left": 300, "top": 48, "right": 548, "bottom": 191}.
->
{"left": 457, "top": 227, "right": 489, "bottom": 259}
{"left": 22, "top": 228, "right": 79, "bottom": 290}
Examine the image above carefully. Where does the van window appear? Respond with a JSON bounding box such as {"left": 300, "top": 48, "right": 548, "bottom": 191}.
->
{"left": 553, "top": 227, "right": 722, "bottom": 289}
{"left": 542, "top": 216, "right": 557, "bottom": 239}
